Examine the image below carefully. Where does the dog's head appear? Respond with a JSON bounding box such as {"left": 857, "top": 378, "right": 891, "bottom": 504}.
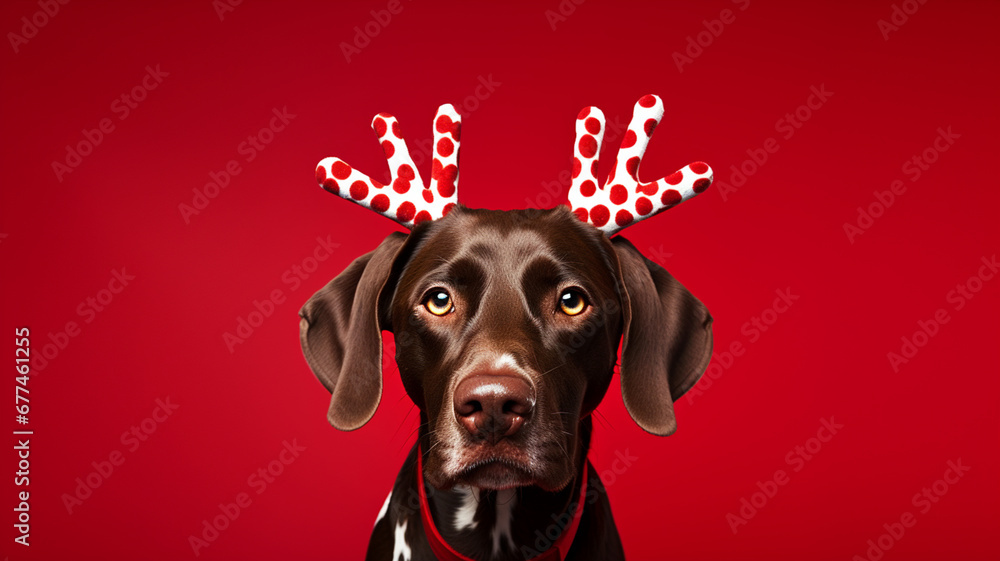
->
{"left": 299, "top": 205, "right": 712, "bottom": 491}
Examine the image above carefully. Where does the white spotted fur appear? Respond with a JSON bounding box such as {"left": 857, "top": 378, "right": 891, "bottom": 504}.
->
{"left": 392, "top": 520, "right": 411, "bottom": 561}
{"left": 375, "top": 490, "right": 392, "bottom": 527}
{"left": 491, "top": 489, "right": 517, "bottom": 555}
{"left": 454, "top": 485, "right": 480, "bottom": 531}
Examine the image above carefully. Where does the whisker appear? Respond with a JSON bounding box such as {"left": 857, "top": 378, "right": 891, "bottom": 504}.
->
{"left": 594, "top": 409, "right": 614, "bottom": 431}
{"left": 390, "top": 402, "right": 417, "bottom": 441}
{"left": 537, "top": 362, "right": 565, "bottom": 377}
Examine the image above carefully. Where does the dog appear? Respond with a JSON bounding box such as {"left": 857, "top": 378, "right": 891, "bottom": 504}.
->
{"left": 301, "top": 96, "right": 713, "bottom": 560}
{"left": 299, "top": 205, "right": 712, "bottom": 560}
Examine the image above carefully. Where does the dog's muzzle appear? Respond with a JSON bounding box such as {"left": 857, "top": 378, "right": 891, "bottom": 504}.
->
{"left": 453, "top": 373, "right": 534, "bottom": 445}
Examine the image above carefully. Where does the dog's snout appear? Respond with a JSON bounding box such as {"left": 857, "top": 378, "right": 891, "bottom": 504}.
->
{"left": 454, "top": 374, "right": 533, "bottom": 444}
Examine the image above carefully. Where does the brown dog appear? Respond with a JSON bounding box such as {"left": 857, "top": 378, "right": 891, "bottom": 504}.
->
{"left": 300, "top": 205, "right": 712, "bottom": 560}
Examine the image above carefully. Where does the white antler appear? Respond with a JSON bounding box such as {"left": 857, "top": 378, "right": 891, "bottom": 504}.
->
{"left": 315, "top": 104, "right": 461, "bottom": 228}
{"left": 566, "top": 94, "right": 712, "bottom": 235}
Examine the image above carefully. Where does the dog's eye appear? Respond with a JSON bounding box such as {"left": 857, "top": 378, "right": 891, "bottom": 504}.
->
{"left": 424, "top": 290, "right": 453, "bottom": 316}
{"left": 558, "top": 289, "right": 587, "bottom": 316}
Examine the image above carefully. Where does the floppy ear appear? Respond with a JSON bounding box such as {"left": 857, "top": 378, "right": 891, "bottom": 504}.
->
{"left": 299, "top": 232, "right": 411, "bottom": 431}
{"left": 611, "top": 237, "right": 713, "bottom": 436}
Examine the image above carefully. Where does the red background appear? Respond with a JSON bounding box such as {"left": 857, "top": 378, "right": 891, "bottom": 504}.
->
{"left": 2, "top": 1, "right": 998, "bottom": 559}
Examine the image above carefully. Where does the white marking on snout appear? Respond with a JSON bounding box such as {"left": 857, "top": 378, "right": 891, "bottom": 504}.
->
{"left": 492, "top": 353, "right": 536, "bottom": 407}
{"left": 453, "top": 485, "right": 480, "bottom": 531}
{"left": 374, "top": 490, "right": 392, "bottom": 527}
{"left": 393, "top": 520, "right": 411, "bottom": 561}
{"left": 492, "top": 353, "right": 521, "bottom": 372}
{"left": 492, "top": 489, "right": 517, "bottom": 555}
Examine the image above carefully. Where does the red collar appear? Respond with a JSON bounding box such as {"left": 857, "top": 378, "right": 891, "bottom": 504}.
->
{"left": 417, "top": 448, "right": 588, "bottom": 561}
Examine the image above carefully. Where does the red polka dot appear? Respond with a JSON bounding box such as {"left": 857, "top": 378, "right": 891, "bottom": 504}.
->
{"left": 370, "top": 194, "right": 390, "bottom": 212}
{"left": 578, "top": 135, "right": 597, "bottom": 158}
{"left": 315, "top": 166, "right": 327, "bottom": 183}
{"left": 615, "top": 209, "right": 634, "bottom": 227}
{"left": 397, "top": 164, "right": 415, "bottom": 180}
{"left": 437, "top": 137, "right": 454, "bottom": 157}
{"left": 391, "top": 121, "right": 402, "bottom": 138}
{"left": 396, "top": 202, "right": 416, "bottom": 223}
{"left": 590, "top": 205, "right": 610, "bottom": 227}
{"left": 635, "top": 197, "right": 653, "bottom": 215}
{"left": 422, "top": 189, "right": 434, "bottom": 203}
{"left": 393, "top": 178, "right": 410, "bottom": 194}
{"left": 377, "top": 112, "right": 392, "bottom": 118}
{"left": 350, "top": 180, "right": 368, "bottom": 200}
{"left": 638, "top": 94, "right": 656, "bottom": 108}
{"left": 638, "top": 182, "right": 658, "bottom": 196}
{"left": 321, "top": 178, "right": 338, "bottom": 194}
{"left": 435, "top": 115, "right": 460, "bottom": 137}
{"left": 572, "top": 158, "right": 582, "bottom": 178}
{"left": 693, "top": 178, "right": 711, "bottom": 193}
{"left": 381, "top": 140, "right": 395, "bottom": 158}
{"left": 373, "top": 118, "right": 387, "bottom": 137}
{"left": 585, "top": 118, "right": 601, "bottom": 134}
{"left": 331, "top": 161, "right": 352, "bottom": 180}
{"left": 626, "top": 157, "right": 640, "bottom": 179}
{"left": 577, "top": 107, "right": 591, "bottom": 119}
{"left": 690, "top": 161, "right": 709, "bottom": 174}
{"left": 438, "top": 179, "right": 455, "bottom": 197}
{"left": 609, "top": 184, "right": 628, "bottom": 205}
{"left": 573, "top": 207, "right": 589, "bottom": 222}
{"left": 414, "top": 210, "right": 432, "bottom": 224}
{"left": 665, "top": 171, "right": 683, "bottom": 185}
{"left": 590, "top": 160, "right": 599, "bottom": 178}
{"left": 580, "top": 179, "right": 596, "bottom": 197}
{"left": 437, "top": 164, "right": 457, "bottom": 197}
{"left": 621, "top": 130, "right": 637, "bottom": 148}
{"left": 644, "top": 118, "right": 657, "bottom": 136}
{"left": 661, "top": 189, "right": 681, "bottom": 206}
{"left": 437, "top": 179, "right": 456, "bottom": 196}
{"left": 442, "top": 202, "right": 455, "bottom": 215}
{"left": 439, "top": 163, "right": 457, "bottom": 182}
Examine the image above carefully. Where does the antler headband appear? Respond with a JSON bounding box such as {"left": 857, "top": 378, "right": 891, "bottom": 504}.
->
{"left": 315, "top": 104, "right": 461, "bottom": 229}
{"left": 314, "top": 95, "right": 712, "bottom": 236}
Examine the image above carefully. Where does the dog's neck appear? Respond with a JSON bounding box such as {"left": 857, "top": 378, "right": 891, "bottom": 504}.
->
{"left": 421, "top": 418, "right": 592, "bottom": 561}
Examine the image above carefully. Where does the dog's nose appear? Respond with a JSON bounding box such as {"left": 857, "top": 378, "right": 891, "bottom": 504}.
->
{"left": 454, "top": 374, "right": 533, "bottom": 444}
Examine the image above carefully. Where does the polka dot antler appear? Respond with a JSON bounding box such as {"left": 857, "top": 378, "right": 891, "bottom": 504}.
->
{"left": 314, "top": 104, "right": 461, "bottom": 229}
{"left": 567, "top": 94, "right": 713, "bottom": 236}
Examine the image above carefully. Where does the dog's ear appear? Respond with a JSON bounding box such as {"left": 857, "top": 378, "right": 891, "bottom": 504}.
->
{"left": 299, "top": 231, "right": 413, "bottom": 431}
{"left": 611, "top": 236, "right": 713, "bottom": 436}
